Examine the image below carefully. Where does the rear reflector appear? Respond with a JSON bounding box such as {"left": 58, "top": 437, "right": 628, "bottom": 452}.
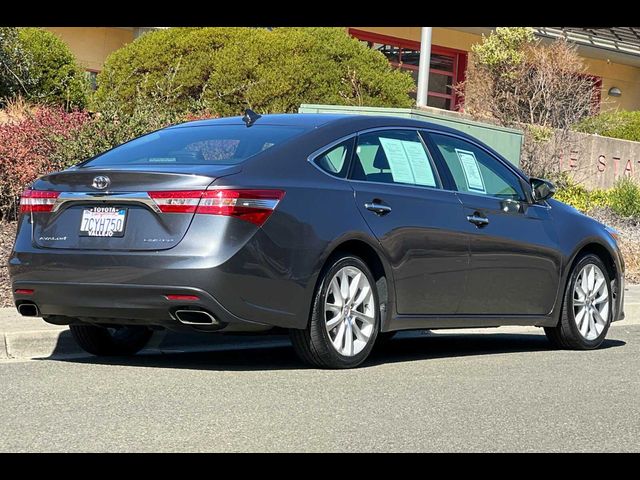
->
{"left": 19, "top": 189, "right": 60, "bottom": 213}
{"left": 15, "top": 289, "right": 34, "bottom": 295}
{"left": 165, "top": 294, "right": 200, "bottom": 301}
{"left": 148, "top": 189, "right": 285, "bottom": 226}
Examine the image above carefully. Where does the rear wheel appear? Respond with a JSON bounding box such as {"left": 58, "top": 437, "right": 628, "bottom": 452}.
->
{"left": 545, "top": 254, "right": 612, "bottom": 350}
{"left": 70, "top": 324, "right": 153, "bottom": 356}
{"left": 290, "top": 254, "right": 380, "bottom": 368}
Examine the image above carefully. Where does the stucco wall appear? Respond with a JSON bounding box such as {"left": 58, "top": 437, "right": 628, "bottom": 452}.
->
{"left": 43, "top": 27, "right": 135, "bottom": 71}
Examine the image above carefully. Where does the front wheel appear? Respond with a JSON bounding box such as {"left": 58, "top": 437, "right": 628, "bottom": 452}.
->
{"left": 70, "top": 324, "right": 153, "bottom": 356}
{"left": 290, "top": 254, "right": 380, "bottom": 368}
{"left": 545, "top": 254, "right": 613, "bottom": 350}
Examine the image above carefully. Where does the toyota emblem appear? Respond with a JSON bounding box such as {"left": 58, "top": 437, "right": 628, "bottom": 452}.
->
{"left": 92, "top": 175, "right": 111, "bottom": 190}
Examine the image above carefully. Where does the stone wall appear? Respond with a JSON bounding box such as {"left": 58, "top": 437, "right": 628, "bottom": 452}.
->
{"left": 552, "top": 131, "right": 640, "bottom": 189}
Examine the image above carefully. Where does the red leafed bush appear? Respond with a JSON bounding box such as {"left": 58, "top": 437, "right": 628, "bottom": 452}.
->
{"left": 0, "top": 105, "right": 90, "bottom": 220}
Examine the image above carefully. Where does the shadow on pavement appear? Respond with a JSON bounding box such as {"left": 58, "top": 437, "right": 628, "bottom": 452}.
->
{"left": 41, "top": 330, "right": 627, "bottom": 372}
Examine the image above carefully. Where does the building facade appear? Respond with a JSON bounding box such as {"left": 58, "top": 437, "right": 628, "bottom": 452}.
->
{"left": 42, "top": 26, "right": 640, "bottom": 112}
{"left": 349, "top": 27, "right": 640, "bottom": 112}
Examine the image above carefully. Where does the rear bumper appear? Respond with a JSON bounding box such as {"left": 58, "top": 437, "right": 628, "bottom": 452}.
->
{"left": 11, "top": 281, "right": 273, "bottom": 332}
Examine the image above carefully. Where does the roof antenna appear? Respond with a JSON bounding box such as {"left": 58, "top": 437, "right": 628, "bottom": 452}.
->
{"left": 242, "top": 108, "right": 261, "bottom": 127}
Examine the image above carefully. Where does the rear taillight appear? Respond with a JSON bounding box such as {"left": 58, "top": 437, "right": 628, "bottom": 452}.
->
{"left": 19, "top": 189, "right": 60, "bottom": 213}
{"left": 148, "top": 189, "right": 285, "bottom": 226}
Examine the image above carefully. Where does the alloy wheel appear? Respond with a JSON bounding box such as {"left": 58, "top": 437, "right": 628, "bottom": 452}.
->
{"left": 324, "top": 266, "right": 376, "bottom": 356}
{"left": 572, "top": 263, "right": 610, "bottom": 341}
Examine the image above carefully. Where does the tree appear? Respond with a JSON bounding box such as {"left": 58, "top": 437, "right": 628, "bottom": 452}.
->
{"left": 0, "top": 27, "right": 34, "bottom": 104}
{"left": 17, "top": 28, "right": 89, "bottom": 109}
{"left": 459, "top": 27, "right": 597, "bottom": 180}
{"left": 94, "top": 27, "right": 415, "bottom": 115}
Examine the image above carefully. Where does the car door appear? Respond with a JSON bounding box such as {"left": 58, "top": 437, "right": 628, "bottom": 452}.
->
{"left": 349, "top": 128, "right": 470, "bottom": 315}
{"left": 426, "top": 131, "right": 562, "bottom": 316}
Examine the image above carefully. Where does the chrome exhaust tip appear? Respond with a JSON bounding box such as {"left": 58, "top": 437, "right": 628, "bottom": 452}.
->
{"left": 174, "top": 309, "right": 218, "bottom": 325}
{"left": 17, "top": 303, "right": 39, "bottom": 317}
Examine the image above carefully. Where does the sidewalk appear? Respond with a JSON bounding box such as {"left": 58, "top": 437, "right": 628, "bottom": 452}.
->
{"left": 2, "top": 285, "right": 640, "bottom": 360}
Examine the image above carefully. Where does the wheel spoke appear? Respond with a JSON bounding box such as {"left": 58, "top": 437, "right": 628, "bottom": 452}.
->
{"left": 328, "top": 278, "right": 343, "bottom": 306}
{"left": 347, "top": 272, "right": 362, "bottom": 304}
{"left": 351, "top": 309, "right": 374, "bottom": 326}
{"left": 587, "top": 265, "right": 596, "bottom": 293}
{"left": 326, "top": 313, "right": 343, "bottom": 331}
{"left": 587, "top": 311, "right": 596, "bottom": 337}
{"left": 575, "top": 307, "right": 587, "bottom": 330}
{"left": 344, "top": 320, "right": 354, "bottom": 356}
{"left": 339, "top": 270, "right": 350, "bottom": 302}
{"left": 580, "top": 310, "right": 590, "bottom": 337}
{"left": 580, "top": 269, "right": 590, "bottom": 296}
{"left": 592, "top": 308, "right": 607, "bottom": 327}
{"left": 592, "top": 276, "right": 605, "bottom": 296}
{"left": 352, "top": 321, "right": 369, "bottom": 343}
{"left": 332, "top": 321, "right": 346, "bottom": 351}
{"left": 326, "top": 303, "right": 341, "bottom": 314}
{"left": 594, "top": 292, "right": 609, "bottom": 305}
{"left": 352, "top": 285, "right": 371, "bottom": 310}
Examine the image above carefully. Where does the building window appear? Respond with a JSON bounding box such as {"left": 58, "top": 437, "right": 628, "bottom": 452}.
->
{"left": 348, "top": 29, "right": 468, "bottom": 111}
{"left": 85, "top": 70, "right": 99, "bottom": 91}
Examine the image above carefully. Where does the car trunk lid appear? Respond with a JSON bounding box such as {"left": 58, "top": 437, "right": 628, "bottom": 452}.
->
{"left": 29, "top": 165, "right": 241, "bottom": 251}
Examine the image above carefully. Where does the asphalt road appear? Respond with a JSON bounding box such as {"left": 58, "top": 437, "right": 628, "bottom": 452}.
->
{"left": 1, "top": 325, "right": 639, "bottom": 452}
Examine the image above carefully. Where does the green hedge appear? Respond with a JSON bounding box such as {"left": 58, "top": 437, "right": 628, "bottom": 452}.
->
{"left": 94, "top": 27, "right": 416, "bottom": 115}
{"left": 575, "top": 110, "right": 640, "bottom": 142}
{"left": 17, "top": 28, "right": 89, "bottom": 109}
{"left": 554, "top": 177, "right": 640, "bottom": 218}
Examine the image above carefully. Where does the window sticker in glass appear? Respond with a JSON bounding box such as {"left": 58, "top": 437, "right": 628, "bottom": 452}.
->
{"left": 455, "top": 148, "right": 486, "bottom": 194}
{"left": 378, "top": 137, "right": 436, "bottom": 187}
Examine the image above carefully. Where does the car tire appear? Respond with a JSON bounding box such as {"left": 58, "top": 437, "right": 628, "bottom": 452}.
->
{"left": 544, "top": 253, "right": 613, "bottom": 350}
{"left": 70, "top": 324, "right": 153, "bottom": 356}
{"left": 290, "top": 254, "right": 380, "bottom": 369}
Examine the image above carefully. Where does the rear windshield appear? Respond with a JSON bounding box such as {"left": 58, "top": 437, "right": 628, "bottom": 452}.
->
{"left": 80, "top": 125, "right": 306, "bottom": 167}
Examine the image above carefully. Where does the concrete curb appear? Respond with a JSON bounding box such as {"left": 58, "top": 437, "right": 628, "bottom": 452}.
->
{"left": 2, "top": 283, "right": 640, "bottom": 360}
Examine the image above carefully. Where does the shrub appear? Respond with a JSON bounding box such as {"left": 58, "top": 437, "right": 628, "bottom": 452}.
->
{"left": 94, "top": 27, "right": 415, "bottom": 115}
{"left": 0, "top": 103, "right": 90, "bottom": 220}
{"left": 0, "top": 27, "right": 35, "bottom": 104}
{"left": 553, "top": 182, "right": 611, "bottom": 213}
{"left": 460, "top": 28, "right": 596, "bottom": 181}
{"left": 609, "top": 177, "right": 640, "bottom": 218}
{"left": 575, "top": 110, "right": 640, "bottom": 142}
{"left": 17, "top": 28, "right": 89, "bottom": 109}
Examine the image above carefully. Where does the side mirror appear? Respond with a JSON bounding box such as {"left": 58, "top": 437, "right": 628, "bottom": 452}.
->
{"left": 530, "top": 177, "right": 556, "bottom": 202}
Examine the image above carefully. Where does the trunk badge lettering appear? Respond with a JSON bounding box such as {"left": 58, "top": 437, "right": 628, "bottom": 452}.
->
{"left": 92, "top": 176, "right": 111, "bottom": 190}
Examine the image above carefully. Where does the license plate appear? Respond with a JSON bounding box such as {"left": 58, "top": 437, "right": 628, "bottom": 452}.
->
{"left": 79, "top": 207, "right": 127, "bottom": 237}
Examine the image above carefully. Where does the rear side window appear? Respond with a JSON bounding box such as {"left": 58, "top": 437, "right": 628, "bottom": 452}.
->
{"left": 312, "top": 139, "right": 354, "bottom": 178}
{"left": 350, "top": 130, "right": 440, "bottom": 188}
{"left": 80, "top": 125, "right": 306, "bottom": 167}
{"left": 429, "top": 133, "right": 526, "bottom": 201}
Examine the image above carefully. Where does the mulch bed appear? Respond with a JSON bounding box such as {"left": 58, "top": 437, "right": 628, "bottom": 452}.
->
{"left": 0, "top": 221, "right": 17, "bottom": 307}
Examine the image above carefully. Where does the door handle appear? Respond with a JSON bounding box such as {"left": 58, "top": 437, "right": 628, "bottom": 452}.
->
{"left": 467, "top": 213, "right": 489, "bottom": 227}
{"left": 364, "top": 202, "right": 392, "bottom": 216}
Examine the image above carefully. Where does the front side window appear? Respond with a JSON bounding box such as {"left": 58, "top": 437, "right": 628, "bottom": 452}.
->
{"left": 80, "top": 125, "right": 306, "bottom": 167}
{"left": 429, "top": 133, "right": 525, "bottom": 201}
{"left": 351, "top": 130, "right": 440, "bottom": 189}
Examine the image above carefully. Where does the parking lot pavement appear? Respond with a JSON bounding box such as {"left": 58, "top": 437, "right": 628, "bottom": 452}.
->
{"left": 0, "top": 323, "right": 638, "bottom": 452}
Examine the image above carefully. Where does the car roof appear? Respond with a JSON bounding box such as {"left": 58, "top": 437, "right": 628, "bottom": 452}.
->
{"left": 168, "top": 113, "right": 456, "bottom": 133}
